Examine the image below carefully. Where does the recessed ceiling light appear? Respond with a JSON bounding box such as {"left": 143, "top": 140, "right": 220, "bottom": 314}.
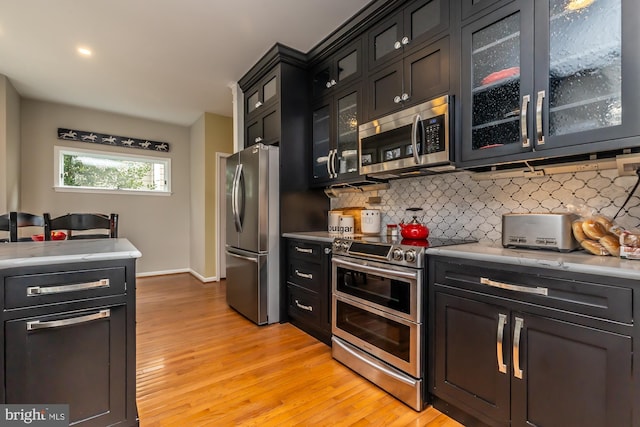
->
{"left": 77, "top": 47, "right": 92, "bottom": 57}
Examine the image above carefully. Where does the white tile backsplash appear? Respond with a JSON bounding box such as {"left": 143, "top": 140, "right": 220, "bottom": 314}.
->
{"left": 331, "top": 170, "right": 640, "bottom": 244}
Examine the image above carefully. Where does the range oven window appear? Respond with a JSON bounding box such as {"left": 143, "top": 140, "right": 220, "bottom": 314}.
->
{"left": 336, "top": 266, "right": 410, "bottom": 314}
{"left": 335, "top": 299, "right": 410, "bottom": 362}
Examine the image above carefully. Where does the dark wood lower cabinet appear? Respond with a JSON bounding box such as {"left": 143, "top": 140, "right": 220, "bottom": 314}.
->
{"left": 1, "top": 258, "right": 138, "bottom": 427}
{"left": 6, "top": 305, "right": 127, "bottom": 426}
{"left": 285, "top": 238, "right": 331, "bottom": 345}
{"left": 429, "top": 256, "right": 634, "bottom": 427}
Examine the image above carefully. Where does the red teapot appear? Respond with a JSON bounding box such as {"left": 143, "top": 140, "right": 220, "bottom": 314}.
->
{"left": 398, "top": 208, "right": 429, "bottom": 240}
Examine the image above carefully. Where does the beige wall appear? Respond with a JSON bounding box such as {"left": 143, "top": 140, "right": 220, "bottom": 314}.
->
{"left": 0, "top": 76, "right": 20, "bottom": 212}
{"left": 189, "top": 113, "right": 232, "bottom": 280}
{"left": 20, "top": 99, "right": 191, "bottom": 274}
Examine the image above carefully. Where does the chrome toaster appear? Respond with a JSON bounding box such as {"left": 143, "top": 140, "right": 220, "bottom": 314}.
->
{"left": 502, "top": 213, "right": 580, "bottom": 252}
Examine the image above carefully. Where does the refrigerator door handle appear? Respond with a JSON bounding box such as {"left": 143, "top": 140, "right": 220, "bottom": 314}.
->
{"left": 226, "top": 250, "right": 258, "bottom": 263}
{"left": 232, "top": 164, "right": 243, "bottom": 232}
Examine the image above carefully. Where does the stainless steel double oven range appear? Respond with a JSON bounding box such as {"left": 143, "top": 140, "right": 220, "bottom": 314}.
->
{"left": 331, "top": 235, "right": 472, "bottom": 411}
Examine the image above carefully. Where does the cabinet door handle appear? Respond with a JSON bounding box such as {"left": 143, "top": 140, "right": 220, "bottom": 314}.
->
{"left": 536, "top": 90, "right": 545, "bottom": 145}
{"left": 295, "top": 269, "right": 313, "bottom": 280}
{"left": 513, "top": 316, "right": 524, "bottom": 379}
{"left": 295, "top": 246, "right": 313, "bottom": 254}
{"left": 295, "top": 300, "right": 313, "bottom": 312}
{"left": 480, "top": 277, "right": 548, "bottom": 296}
{"left": 394, "top": 41, "right": 402, "bottom": 50}
{"left": 401, "top": 93, "right": 409, "bottom": 102}
{"left": 331, "top": 149, "right": 338, "bottom": 178}
{"left": 255, "top": 101, "right": 263, "bottom": 109}
{"left": 521, "top": 95, "right": 530, "bottom": 148}
{"left": 497, "top": 313, "right": 507, "bottom": 374}
{"left": 394, "top": 95, "right": 402, "bottom": 104}
{"left": 255, "top": 136, "right": 263, "bottom": 143}
{"left": 401, "top": 36, "right": 409, "bottom": 46}
{"left": 330, "top": 79, "right": 337, "bottom": 87}
{"left": 26, "top": 309, "right": 110, "bottom": 331}
{"left": 27, "top": 279, "right": 110, "bottom": 296}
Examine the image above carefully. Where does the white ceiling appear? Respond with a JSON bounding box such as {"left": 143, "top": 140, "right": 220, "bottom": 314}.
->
{"left": 0, "top": 0, "right": 372, "bottom": 126}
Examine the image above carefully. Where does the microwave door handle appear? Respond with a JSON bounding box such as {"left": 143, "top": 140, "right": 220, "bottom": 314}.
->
{"left": 412, "top": 114, "right": 421, "bottom": 164}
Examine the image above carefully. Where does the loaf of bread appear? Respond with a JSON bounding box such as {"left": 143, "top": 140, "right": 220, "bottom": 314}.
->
{"left": 599, "top": 234, "right": 620, "bottom": 257}
{"left": 580, "top": 239, "right": 610, "bottom": 256}
{"left": 572, "top": 221, "right": 587, "bottom": 242}
{"left": 582, "top": 219, "right": 608, "bottom": 240}
{"left": 593, "top": 215, "right": 614, "bottom": 232}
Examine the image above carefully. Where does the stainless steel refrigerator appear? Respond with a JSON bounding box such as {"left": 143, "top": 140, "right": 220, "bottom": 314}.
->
{"left": 225, "top": 143, "right": 280, "bottom": 325}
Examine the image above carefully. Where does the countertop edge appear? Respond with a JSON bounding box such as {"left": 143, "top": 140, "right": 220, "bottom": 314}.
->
{"left": 282, "top": 232, "right": 335, "bottom": 243}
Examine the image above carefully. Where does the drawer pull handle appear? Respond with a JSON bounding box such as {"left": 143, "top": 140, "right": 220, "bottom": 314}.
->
{"left": 26, "top": 309, "right": 110, "bottom": 331}
{"left": 480, "top": 277, "right": 548, "bottom": 296}
{"left": 295, "top": 300, "right": 313, "bottom": 312}
{"left": 295, "top": 270, "right": 313, "bottom": 280}
{"left": 27, "top": 278, "right": 110, "bottom": 296}
{"left": 295, "top": 246, "right": 313, "bottom": 254}
{"left": 513, "top": 316, "right": 524, "bottom": 379}
{"left": 497, "top": 313, "right": 507, "bottom": 374}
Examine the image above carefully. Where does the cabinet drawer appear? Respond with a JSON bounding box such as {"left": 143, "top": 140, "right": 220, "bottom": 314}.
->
{"left": 287, "top": 284, "right": 322, "bottom": 323}
{"left": 287, "top": 240, "right": 325, "bottom": 263}
{"left": 432, "top": 258, "right": 632, "bottom": 323}
{"left": 5, "top": 267, "right": 126, "bottom": 309}
{"left": 287, "top": 260, "right": 322, "bottom": 293}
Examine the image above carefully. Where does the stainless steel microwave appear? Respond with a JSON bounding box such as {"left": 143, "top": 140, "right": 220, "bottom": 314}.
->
{"left": 359, "top": 95, "right": 452, "bottom": 178}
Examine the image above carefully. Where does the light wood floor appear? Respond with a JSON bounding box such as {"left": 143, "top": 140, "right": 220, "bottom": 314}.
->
{"left": 136, "top": 273, "right": 463, "bottom": 426}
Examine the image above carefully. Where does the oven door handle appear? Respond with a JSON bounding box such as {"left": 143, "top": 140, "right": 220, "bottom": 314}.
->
{"left": 331, "top": 337, "right": 419, "bottom": 387}
{"left": 332, "top": 258, "right": 418, "bottom": 280}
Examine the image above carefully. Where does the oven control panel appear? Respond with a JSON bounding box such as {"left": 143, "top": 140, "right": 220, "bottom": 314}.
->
{"left": 333, "top": 239, "right": 424, "bottom": 267}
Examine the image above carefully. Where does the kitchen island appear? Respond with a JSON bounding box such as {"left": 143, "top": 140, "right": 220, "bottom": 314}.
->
{"left": 0, "top": 238, "right": 141, "bottom": 427}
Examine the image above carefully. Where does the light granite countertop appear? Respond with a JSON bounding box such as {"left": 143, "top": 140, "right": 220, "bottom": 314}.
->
{"left": 427, "top": 242, "right": 640, "bottom": 281}
{"left": 0, "top": 238, "right": 141, "bottom": 269}
{"left": 283, "top": 232, "right": 640, "bottom": 280}
{"left": 282, "top": 231, "right": 336, "bottom": 243}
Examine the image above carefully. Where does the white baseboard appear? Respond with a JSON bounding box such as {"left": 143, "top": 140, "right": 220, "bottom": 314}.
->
{"left": 136, "top": 268, "right": 190, "bottom": 278}
{"left": 189, "top": 269, "right": 220, "bottom": 283}
{"left": 136, "top": 268, "right": 220, "bottom": 283}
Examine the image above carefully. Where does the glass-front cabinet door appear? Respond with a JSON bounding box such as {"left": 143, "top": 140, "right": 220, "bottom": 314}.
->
{"left": 461, "top": 0, "right": 640, "bottom": 166}
{"left": 537, "top": 0, "right": 637, "bottom": 149}
{"left": 311, "top": 103, "right": 331, "bottom": 183}
{"left": 335, "top": 90, "right": 360, "bottom": 178}
{"left": 461, "top": 2, "right": 535, "bottom": 163}
{"left": 310, "top": 86, "right": 361, "bottom": 186}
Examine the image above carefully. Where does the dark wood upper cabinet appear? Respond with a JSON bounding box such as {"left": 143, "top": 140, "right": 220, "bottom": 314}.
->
{"left": 367, "top": 35, "right": 450, "bottom": 120}
{"left": 367, "top": 0, "right": 449, "bottom": 71}
{"left": 311, "top": 38, "right": 363, "bottom": 100}
{"left": 459, "top": 0, "right": 640, "bottom": 168}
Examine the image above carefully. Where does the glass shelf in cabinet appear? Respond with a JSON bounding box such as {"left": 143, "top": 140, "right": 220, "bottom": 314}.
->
{"left": 472, "top": 75, "right": 520, "bottom": 93}
{"left": 472, "top": 115, "right": 519, "bottom": 131}
{"left": 338, "top": 103, "right": 358, "bottom": 114}
{"left": 472, "top": 31, "right": 520, "bottom": 56}
{"left": 549, "top": 93, "right": 619, "bottom": 114}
